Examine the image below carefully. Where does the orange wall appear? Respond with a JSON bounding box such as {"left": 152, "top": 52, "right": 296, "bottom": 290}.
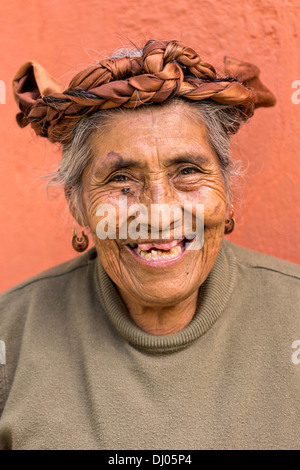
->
{"left": 0, "top": 0, "right": 299, "bottom": 292}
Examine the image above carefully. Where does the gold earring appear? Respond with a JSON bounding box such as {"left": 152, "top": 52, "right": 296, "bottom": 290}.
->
{"left": 224, "top": 205, "right": 235, "bottom": 235}
{"left": 72, "top": 226, "right": 89, "bottom": 252}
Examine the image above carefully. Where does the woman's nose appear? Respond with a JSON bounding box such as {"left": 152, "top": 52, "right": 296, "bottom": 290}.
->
{"left": 142, "top": 174, "right": 173, "bottom": 206}
{"left": 137, "top": 175, "right": 183, "bottom": 238}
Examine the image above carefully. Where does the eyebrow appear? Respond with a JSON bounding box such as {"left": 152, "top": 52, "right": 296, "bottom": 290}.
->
{"left": 164, "top": 155, "right": 211, "bottom": 166}
{"left": 108, "top": 159, "right": 145, "bottom": 169}
{"left": 95, "top": 159, "right": 146, "bottom": 175}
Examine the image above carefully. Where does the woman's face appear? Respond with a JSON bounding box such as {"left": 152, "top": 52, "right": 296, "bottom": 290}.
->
{"left": 79, "top": 101, "right": 228, "bottom": 307}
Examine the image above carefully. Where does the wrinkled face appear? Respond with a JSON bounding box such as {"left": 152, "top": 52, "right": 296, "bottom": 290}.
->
{"left": 79, "top": 101, "right": 228, "bottom": 307}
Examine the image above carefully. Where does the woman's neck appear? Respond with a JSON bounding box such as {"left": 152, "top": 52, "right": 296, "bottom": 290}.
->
{"left": 117, "top": 288, "right": 199, "bottom": 335}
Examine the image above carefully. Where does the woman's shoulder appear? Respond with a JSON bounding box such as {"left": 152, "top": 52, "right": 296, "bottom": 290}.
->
{"left": 223, "top": 240, "right": 300, "bottom": 280}
{"left": 0, "top": 247, "right": 98, "bottom": 305}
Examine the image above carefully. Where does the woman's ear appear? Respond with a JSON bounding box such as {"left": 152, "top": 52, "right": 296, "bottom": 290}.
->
{"left": 65, "top": 185, "right": 88, "bottom": 227}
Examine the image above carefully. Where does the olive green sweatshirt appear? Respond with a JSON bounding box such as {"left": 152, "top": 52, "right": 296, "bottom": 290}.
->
{"left": 0, "top": 241, "right": 299, "bottom": 450}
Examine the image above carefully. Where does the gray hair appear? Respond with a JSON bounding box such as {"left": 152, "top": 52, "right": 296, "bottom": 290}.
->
{"left": 47, "top": 99, "right": 243, "bottom": 222}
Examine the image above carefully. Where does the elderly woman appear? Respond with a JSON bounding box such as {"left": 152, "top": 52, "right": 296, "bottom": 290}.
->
{"left": 0, "top": 40, "right": 299, "bottom": 450}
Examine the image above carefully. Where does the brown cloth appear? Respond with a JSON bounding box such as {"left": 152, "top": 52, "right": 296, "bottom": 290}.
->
{"left": 12, "top": 40, "right": 276, "bottom": 144}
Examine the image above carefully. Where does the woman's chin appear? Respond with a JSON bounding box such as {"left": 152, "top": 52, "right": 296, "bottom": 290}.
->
{"left": 100, "top": 244, "right": 203, "bottom": 306}
{"left": 120, "top": 277, "right": 197, "bottom": 307}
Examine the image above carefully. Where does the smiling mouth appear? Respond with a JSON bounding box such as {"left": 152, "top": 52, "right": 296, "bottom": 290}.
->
{"left": 126, "top": 237, "right": 195, "bottom": 266}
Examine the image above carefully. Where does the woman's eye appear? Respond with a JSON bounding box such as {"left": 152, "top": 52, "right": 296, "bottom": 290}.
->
{"left": 179, "top": 167, "right": 197, "bottom": 175}
{"left": 111, "top": 174, "right": 128, "bottom": 182}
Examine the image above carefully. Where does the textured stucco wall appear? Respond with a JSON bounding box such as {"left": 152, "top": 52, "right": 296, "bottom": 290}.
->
{"left": 0, "top": 0, "right": 299, "bottom": 291}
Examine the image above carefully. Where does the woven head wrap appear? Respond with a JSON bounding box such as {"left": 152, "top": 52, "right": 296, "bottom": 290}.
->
{"left": 13, "top": 40, "right": 276, "bottom": 144}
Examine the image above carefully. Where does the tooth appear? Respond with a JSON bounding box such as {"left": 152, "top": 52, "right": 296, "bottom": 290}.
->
{"left": 177, "top": 245, "right": 182, "bottom": 253}
{"left": 171, "top": 247, "right": 177, "bottom": 255}
{"left": 151, "top": 250, "right": 157, "bottom": 259}
{"left": 139, "top": 250, "right": 145, "bottom": 257}
{"left": 162, "top": 253, "right": 168, "bottom": 258}
{"left": 145, "top": 253, "right": 151, "bottom": 260}
{"left": 157, "top": 250, "right": 163, "bottom": 258}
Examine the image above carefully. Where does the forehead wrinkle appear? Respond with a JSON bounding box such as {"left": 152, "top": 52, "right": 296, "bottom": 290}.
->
{"left": 89, "top": 103, "right": 217, "bottom": 176}
{"left": 101, "top": 151, "right": 124, "bottom": 169}
{"left": 139, "top": 136, "right": 213, "bottom": 168}
{"left": 88, "top": 150, "right": 123, "bottom": 179}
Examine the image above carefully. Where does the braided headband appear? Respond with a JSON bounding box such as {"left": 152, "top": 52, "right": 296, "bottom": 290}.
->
{"left": 13, "top": 40, "right": 276, "bottom": 144}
